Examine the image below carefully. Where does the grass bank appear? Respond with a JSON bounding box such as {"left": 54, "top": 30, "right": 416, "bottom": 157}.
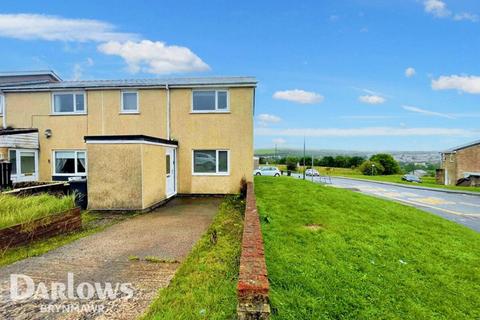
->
{"left": 255, "top": 176, "right": 480, "bottom": 319}
{"left": 143, "top": 197, "right": 244, "bottom": 320}
{"left": 0, "top": 193, "right": 75, "bottom": 229}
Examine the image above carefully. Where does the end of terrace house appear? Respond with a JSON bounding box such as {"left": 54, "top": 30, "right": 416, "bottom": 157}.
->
{"left": 0, "top": 71, "right": 256, "bottom": 211}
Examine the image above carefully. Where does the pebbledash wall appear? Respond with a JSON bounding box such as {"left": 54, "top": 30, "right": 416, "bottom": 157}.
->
{"left": 1, "top": 78, "right": 255, "bottom": 210}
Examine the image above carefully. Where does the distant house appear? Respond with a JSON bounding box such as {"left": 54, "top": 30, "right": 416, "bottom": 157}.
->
{"left": 438, "top": 140, "right": 480, "bottom": 186}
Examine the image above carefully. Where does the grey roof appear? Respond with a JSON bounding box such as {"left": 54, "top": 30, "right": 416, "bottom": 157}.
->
{"left": 1, "top": 76, "right": 257, "bottom": 91}
{"left": 443, "top": 139, "right": 480, "bottom": 153}
{"left": 0, "top": 70, "right": 61, "bottom": 81}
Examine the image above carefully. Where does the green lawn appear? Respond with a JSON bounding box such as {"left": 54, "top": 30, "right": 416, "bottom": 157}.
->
{"left": 276, "top": 165, "right": 480, "bottom": 192}
{"left": 143, "top": 197, "right": 244, "bottom": 320}
{"left": 0, "top": 193, "right": 75, "bottom": 229}
{"left": 255, "top": 176, "right": 480, "bottom": 319}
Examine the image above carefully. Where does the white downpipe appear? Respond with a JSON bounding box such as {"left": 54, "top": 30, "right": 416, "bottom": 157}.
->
{"left": 166, "top": 83, "right": 171, "bottom": 140}
{"left": 1, "top": 93, "right": 6, "bottom": 129}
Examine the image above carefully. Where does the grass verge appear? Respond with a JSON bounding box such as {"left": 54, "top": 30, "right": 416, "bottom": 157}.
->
{"left": 0, "top": 211, "right": 128, "bottom": 267}
{"left": 255, "top": 176, "right": 480, "bottom": 319}
{"left": 0, "top": 193, "right": 76, "bottom": 229}
{"left": 142, "top": 196, "right": 244, "bottom": 320}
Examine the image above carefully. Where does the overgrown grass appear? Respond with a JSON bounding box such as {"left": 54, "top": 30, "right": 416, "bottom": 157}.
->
{"left": 143, "top": 197, "right": 244, "bottom": 320}
{"left": 0, "top": 211, "right": 115, "bottom": 266}
{"left": 0, "top": 193, "right": 76, "bottom": 229}
{"left": 255, "top": 176, "right": 480, "bottom": 319}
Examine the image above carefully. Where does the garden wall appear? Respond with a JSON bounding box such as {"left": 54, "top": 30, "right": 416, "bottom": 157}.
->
{"left": 237, "top": 182, "right": 270, "bottom": 319}
{"left": 0, "top": 207, "right": 81, "bottom": 249}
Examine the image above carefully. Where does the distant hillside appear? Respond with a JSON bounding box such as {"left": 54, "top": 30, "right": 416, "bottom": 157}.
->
{"left": 255, "top": 148, "right": 441, "bottom": 164}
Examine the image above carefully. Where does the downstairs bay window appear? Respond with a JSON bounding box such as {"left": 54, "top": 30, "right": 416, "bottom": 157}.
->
{"left": 53, "top": 150, "right": 87, "bottom": 176}
{"left": 193, "top": 150, "right": 229, "bottom": 175}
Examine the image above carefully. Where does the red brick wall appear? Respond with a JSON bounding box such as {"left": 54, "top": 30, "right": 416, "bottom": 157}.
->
{"left": 237, "top": 182, "right": 270, "bottom": 319}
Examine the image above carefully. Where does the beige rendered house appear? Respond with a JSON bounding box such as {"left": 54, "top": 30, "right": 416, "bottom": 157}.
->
{"left": 0, "top": 71, "right": 255, "bottom": 210}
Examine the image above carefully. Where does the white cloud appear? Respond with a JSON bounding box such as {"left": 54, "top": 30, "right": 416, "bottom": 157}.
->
{"left": 340, "top": 115, "right": 400, "bottom": 120}
{"left": 424, "top": 0, "right": 451, "bottom": 17}
{"left": 273, "top": 89, "right": 324, "bottom": 104}
{"left": 0, "top": 14, "right": 137, "bottom": 42}
{"left": 431, "top": 75, "right": 480, "bottom": 94}
{"left": 72, "top": 63, "right": 83, "bottom": 81}
{"left": 98, "top": 40, "right": 210, "bottom": 74}
{"left": 258, "top": 113, "right": 281, "bottom": 123}
{"left": 272, "top": 138, "right": 286, "bottom": 145}
{"left": 454, "top": 12, "right": 479, "bottom": 22}
{"left": 256, "top": 127, "right": 475, "bottom": 137}
{"left": 405, "top": 67, "right": 416, "bottom": 78}
{"left": 402, "top": 105, "right": 455, "bottom": 119}
{"left": 423, "top": 1, "right": 478, "bottom": 22}
{"left": 358, "top": 95, "right": 386, "bottom": 105}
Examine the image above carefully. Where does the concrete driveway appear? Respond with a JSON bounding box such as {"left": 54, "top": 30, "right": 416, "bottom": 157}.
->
{"left": 303, "top": 175, "right": 480, "bottom": 232}
{"left": 0, "top": 197, "right": 221, "bottom": 320}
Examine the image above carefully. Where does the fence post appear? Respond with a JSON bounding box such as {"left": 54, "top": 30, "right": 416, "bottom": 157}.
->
{"left": 0, "top": 162, "right": 13, "bottom": 190}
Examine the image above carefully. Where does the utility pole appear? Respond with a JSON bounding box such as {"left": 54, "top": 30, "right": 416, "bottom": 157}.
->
{"left": 303, "top": 136, "right": 306, "bottom": 180}
{"left": 274, "top": 144, "right": 277, "bottom": 163}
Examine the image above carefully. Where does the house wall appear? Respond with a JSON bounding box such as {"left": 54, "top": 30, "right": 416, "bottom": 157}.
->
{"left": 441, "top": 153, "right": 457, "bottom": 185}
{"left": 87, "top": 144, "right": 143, "bottom": 210}
{"left": 141, "top": 144, "right": 167, "bottom": 208}
{"left": 4, "top": 90, "right": 167, "bottom": 181}
{"left": 456, "top": 145, "right": 480, "bottom": 179}
{"left": 170, "top": 87, "right": 254, "bottom": 194}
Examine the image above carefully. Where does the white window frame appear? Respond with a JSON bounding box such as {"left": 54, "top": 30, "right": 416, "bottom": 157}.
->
{"left": 51, "top": 91, "right": 87, "bottom": 115}
{"left": 120, "top": 90, "right": 140, "bottom": 114}
{"left": 0, "top": 94, "right": 4, "bottom": 115}
{"left": 191, "top": 89, "right": 230, "bottom": 113}
{"left": 52, "top": 150, "right": 87, "bottom": 176}
{"left": 192, "top": 149, "right": 230, "bottom": 176}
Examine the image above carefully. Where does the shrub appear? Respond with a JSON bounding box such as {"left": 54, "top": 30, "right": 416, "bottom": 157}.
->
{"left": 359, "top": 160, "right": 384, "bottom": 175}
{"left": 286, "top": 157, "right": 298, "bottom": 171}
{"left": 370, "top": 153, "right": 401, "bottom": 175}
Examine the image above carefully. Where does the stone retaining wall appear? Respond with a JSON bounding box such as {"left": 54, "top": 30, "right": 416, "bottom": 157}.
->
{"left": 237, "top": 182, "right": 270, "bottom": 319}
{"left": 0, "top": 207, "right": 81, "bottom": 249}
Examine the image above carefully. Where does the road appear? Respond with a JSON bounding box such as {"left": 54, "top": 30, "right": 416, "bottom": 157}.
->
{"left": 295, "top": 174, "right": 480, "bottom": 232}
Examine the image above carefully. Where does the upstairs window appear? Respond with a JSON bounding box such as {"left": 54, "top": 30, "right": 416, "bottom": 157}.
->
{"left": 121, "top": 91, "right": 139, "bottom": 113}
{"left": 53, "top": 92, "right": 86, "bottom": 114}
{"left": 0, "top": 94, "right": 4, "bottom": 115}
{"left": 192, "top": 90, "right": 229, "bottom": 112}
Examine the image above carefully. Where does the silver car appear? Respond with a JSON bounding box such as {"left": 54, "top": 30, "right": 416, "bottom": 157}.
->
{"left": 254, "top": 166, "right": 281, "bottom": 177}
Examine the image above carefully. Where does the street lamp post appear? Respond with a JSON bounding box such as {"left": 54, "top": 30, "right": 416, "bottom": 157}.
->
{"left": 371, "top": 163, "right": 375, "bottom": 176}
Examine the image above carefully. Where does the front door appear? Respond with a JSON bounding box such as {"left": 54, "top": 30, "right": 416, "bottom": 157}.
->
{"left": 9, "top": 149, "right": 39, "bottom": 182}
{"left": 166, "top": 148, "right": 177, "bottom": 198}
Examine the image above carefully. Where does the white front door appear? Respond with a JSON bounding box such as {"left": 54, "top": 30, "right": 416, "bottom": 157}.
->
{"left": 166, "top": 148, "right": 177, "bottom": 198}
{"left": 9, "top": 149, "right": 39, "bottom": 182}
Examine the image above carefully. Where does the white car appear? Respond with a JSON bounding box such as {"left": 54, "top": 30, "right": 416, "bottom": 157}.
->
{"left": 305, "top": 168, "right": 320, "bottom": 176}
{"left": 254, "top": 166, "right": 281, "bottom": 177}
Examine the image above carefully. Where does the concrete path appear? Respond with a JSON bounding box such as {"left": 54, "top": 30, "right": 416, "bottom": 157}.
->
{"left": 305, "top": 175, "right": 480, "bottom": 232}
{"left": 0, "top": 197, "right": 221, "bottom": 320}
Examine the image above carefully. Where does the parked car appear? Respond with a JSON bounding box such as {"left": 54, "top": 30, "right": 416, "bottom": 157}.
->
{"left": 305, "top": 168, "right": 320, "bottom": 176}
{"left": 254, "top": 166, "right": 281, "bottom": 177}
{"left": 402, "top": 174, "right": 422, "bottom": 183}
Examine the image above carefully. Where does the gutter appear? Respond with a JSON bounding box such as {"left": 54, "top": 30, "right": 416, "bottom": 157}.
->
{"left": 166, "top": 83, "right": 170, "bottom": 140}
{"left": 0, "top": 90, "right": 5, "bottom": 129}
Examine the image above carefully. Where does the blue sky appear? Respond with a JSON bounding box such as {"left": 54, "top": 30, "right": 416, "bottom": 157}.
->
{"left": 0, "top": 0, "right": 479, "bottom": 151}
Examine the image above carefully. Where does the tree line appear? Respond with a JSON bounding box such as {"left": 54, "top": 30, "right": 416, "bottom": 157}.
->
{"left": 260, "top": 153, "right": 403, "bottom": 176}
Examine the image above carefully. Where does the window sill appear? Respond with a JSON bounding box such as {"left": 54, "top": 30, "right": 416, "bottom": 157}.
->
{"left": 190, "top": 111, "right": 230, "bottom": 114}
{"left": 53, "top": 173, "right": 87, "bottom": 176}
{"left": 119, "top": 111, "right": 140, "bottom": 115}
{"left": 192, "top": 173, "right": 230, "bottom": 176}
{"left": 50, "top": 113, "right": 87, "bottom": 116}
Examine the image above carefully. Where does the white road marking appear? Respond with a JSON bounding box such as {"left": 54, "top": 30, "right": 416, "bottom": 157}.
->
{"left": 459, "top": 202, "right": 480, "bottom": 208}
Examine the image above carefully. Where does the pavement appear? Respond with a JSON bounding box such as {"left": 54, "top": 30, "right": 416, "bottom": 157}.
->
{"left": 293, "top": 174, "right": 480, "bottom": 232}
{"left": 0, "top": 197, "right": 221, "bottom": 320}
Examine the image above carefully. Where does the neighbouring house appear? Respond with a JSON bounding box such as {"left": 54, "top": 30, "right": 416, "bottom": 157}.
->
{"left": 438, "top": 139, "right": 480, "bottom": 186}
{"left": 0, "top": 71, "right": 256, "bottom": 210}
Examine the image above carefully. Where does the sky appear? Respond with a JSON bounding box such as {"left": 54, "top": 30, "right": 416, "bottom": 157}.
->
{"left": 0, "top": 0, "right": 479, "bottom": 151}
